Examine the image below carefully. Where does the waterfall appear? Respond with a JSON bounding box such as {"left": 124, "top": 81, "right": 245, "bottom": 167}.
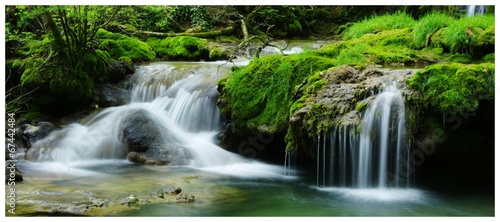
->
{"left": 315, "top": 83, "right": 410, "bottom": 188}
{"left": 468, "top": 5, "right": 485, "bottom": 17}
{"left": 30, "top": 62, "right": 287, "bottom": 178}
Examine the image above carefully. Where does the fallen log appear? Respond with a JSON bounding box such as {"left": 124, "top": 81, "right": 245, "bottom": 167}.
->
{"left": 109, "top": 23, "right": 234, "bottom": 40}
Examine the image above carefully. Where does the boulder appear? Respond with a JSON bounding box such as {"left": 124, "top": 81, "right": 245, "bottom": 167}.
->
{"left": 120, "top": 109, "right": 190, "bottom": 166}
{"left": 93, "top": 84, "right": 129, "bottom": 107}
{"left": 109, "top": 60, "right": 134, "bottom": 83}
{"left": 21, "top": 121, "right": 60, "bottom": 148}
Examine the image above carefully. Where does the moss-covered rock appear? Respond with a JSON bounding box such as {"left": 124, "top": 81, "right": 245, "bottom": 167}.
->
{"left": 217, "top": 53, "right": 335, "bottom": 135}
{"left": 408, "top": 62, "right": 495, "bottom": 115}
{"left": 146, "top": 36, "right": 228, "bottom": 61}
{"left": 286, "top": 66, "right": 417, "bottom": 153}
{"left": 96, "top": 28, "right": 156, "bottom": 62}
{"left": 314, "top": 28, "right": 441, "bottom": 68}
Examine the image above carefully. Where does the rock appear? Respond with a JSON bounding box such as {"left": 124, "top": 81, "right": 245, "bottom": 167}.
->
{"left": 157, "top": 186, "right": 182, "bottom": 198}
{"left": 109, "top": 60, "right": 134, "bottom": 83}
{"left": 21, "top": 121, "right": 60, "bottom": 148}
{"left": 120, "top": 109, "right": 190, "bottom": 166}
{"left": 174, "top": 193, "right": 195, "bottom": 203}
{"left": 93, "top": 84, "right": 129, "bottom": 107}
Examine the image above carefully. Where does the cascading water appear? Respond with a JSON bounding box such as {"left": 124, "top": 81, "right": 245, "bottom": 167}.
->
{"left": 467, "top": 5, "right": 485, "bottom": 17}
{"left": 314, "top": 83, "right": 410, "bottom": 189}
{"left": 29, "top": 62, "right": 287, "bottom": 178}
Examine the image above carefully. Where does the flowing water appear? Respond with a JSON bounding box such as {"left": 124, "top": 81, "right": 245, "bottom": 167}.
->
{"left": 8, "top": 59, "right": 494, "bottom": 216}
{"left": 468, "top": 5, "right": 485, "bottom": 17}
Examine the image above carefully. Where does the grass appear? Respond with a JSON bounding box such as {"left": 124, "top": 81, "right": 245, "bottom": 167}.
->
{"left": 412, "top": 12, "right": 455, "bottom": 49}
{"left": 443, "top": 14, "right": 495, "bottom": 54}
{"left": 343, "top": 12, "right": 417, "bottom": 40}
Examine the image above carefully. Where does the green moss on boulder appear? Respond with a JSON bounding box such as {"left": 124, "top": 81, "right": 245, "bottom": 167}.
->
{"left": 409, "top": 62, "right": 495, "bottom": 115}
{"left": 96, "top": 28, "right": 156, "bottom": 62}
{"left": 146, "top": 36, "right": 228, "bottom": 61}
{"left": 218, "top": 53, "right": 335, "bottom": 134}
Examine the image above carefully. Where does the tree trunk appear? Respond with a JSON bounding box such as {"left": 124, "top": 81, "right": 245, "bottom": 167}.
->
{"left": 41, "top": 11, "right": 64, "bottom": 48}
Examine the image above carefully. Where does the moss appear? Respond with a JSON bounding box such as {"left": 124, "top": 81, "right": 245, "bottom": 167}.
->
{"left": 83, "top": 49, "right": 111, "bottom": 83}
{"left": 219, "top": 53, "right": 335, "bottom": 134}
{"left": 355, "top": 100, "right": 368, "bottom": 112}
{"left": 314, "top": 28, "right": 441, "bottom": 67}
{"left": 448, "top": 53, "right": 472, "bottom": 63}
{"left": 482, "top": 53, "right": 494, "bottom": 62}
{"left": 409, "top": 62, "right": 495, "bottom": 115}
{"left": 118, "top": 56, "right": 133, "bottom": 66}
{"left": 432, "top": 47, "right": 444, "bottom": 55}
{"left": 96, "top": 28, "right": 156, "bottom": 62}
{"left": 477, "top": 26, "right": 495, "bottom": 46}
{"left": 429, "top": 27, "right": 447, "bottom": 48}
{"left": 147, "top": 36, "right": 227, "bottom": 61}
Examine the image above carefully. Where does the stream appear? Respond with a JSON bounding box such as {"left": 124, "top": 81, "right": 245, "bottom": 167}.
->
{"left": 7, "top": 45, "right": 494, "bottom": 216}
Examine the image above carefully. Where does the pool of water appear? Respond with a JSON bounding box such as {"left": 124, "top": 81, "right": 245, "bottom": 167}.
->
{"left": 8, "top": 160, "right": 494, "bottom": 216}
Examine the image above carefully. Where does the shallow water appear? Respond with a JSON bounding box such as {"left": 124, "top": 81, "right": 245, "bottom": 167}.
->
{"left": 9, "top": 160, "right": 494, "bottom": 216}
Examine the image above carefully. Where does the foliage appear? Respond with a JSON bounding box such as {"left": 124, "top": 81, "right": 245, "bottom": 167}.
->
{"left": 482, "top": 53, "right": 495, "bottom": 62}
{"left": 408, "top": 62, "right": 495, "bottom": 114}
{"left": 173, "top": 6, "right": 215, "bottom": 32}
{"left": 218, "top": 53, "right": 335, "bottom": 134}
{"left": 114, "top": 6, "right": 175, "bottom": 32}
{"left": 448, "top": 53, "right": 472, "bottom": 63}
{"left": 412, "top": 12, "right": 455, "bottom": 49}
{"left": 442, "top": 14, "right": 495, "bottom": 54}
{"left": 343, "top": 12, "right": 417, "bottom": 40}
{"left": 96, "top": 28, "right": 156, "bottom": 62}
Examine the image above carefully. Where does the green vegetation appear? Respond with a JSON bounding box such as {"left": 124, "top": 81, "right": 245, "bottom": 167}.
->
{"left": 343, "top": 12, "right": 417, "bottom": 40}
{"left": 96, "top": 28, "right": 156, "bottom": 62}
{"left": 146, "top": 36, "right": 227, "bottom": 61}
{"left": 408, "top": 62, "right": 495, "bottom": 114}
{"left": 314, "top": 28, "right": 440, "bottom": 68}
{"left": 442, "top": 14, "right": 495, "bottom": 55}
{"left": 218, "top": 53, "right": 335, "bottom": 134}
{"left": 412, "top": 12, "right": 455, "bottom": 49}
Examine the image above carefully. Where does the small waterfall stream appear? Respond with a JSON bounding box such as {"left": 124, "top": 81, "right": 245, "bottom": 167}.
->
{"left": 311, "top": 83, "right": 410, "bottom": 189}
{"left": 467, "top": 5, "right": 485, "bottom": 17}
{"left": 29, "top": 62, "right": 286, "bottom": 177}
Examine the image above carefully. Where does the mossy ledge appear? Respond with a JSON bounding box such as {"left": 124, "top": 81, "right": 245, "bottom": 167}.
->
{"left": 286, "top": 66, "right": 418, "bottom": 155}
{"left": 217, "top": 53, "right": 336, "bottom": 136}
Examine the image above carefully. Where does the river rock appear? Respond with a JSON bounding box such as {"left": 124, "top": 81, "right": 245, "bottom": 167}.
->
{"left": 109, "top": 60, "right": 134, "bottom": 83}
{"left": 120, "top": 109, "right": 190, "bottom": 166}
{"left": 93, "top": 84, "right": 129, "bottom": 107}
{"left": 21, "top": 121, "right": 60, "bottom": 148}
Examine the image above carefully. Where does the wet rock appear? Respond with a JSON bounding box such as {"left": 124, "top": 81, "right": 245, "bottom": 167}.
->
{"left": 109, "top": 60, "right": 134, "bottom": 83}
{"left": 21, "top": 121, "right": 60, "bottom": 148}
{"left": 157, "top": 186, "right": 182, "bottom": 198}
{"left": 120, "top": 109, "right": 190, "bottom": 166}
{"left": 174, "top": 193, "right": 195, "bottom": 203}
{"left": 93, "top": 84, "right": 129, "bottom": 107}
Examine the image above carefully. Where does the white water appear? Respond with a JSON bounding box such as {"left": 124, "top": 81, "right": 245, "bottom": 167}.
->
{"left": 30, "top": 62, "right": 290, "bottom": 179}
{"left": 314, "top": 83, "right": 410, "bottom": 188}
{"left": 468, "top": 5, "right": 485, "bottom": 17}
